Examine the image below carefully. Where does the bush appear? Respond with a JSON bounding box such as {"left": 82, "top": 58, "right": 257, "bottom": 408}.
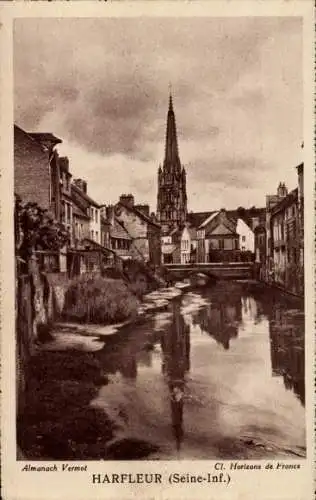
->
{"left": 63, "top": 275, "right": 139, "bottom": 325}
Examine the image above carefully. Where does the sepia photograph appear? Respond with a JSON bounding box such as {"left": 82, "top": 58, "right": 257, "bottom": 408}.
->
{"left": 13, "top": 14, "right": 306, "bottom": 465}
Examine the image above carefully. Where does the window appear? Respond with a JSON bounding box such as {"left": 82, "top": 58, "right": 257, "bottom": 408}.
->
{"left": 66, "top": 203, "right": 72, "bottom": 224}
{"left": 61, "top": 201, "right": 66, "bottom": 224}
{"left": 95, "top": 231, "right": 99, "bottom": 243}
{"left": 219, "top": 239, "right": 224, "bottom": 250}
{"left": 65, "top": 174, "right": 70, "bottom": 191}
{"left": 91, "top": 230, "right": 94, "bottom": 240}
{"left": 242, "top": 235, "right": 246, "bottom": 242}
{"left": 95, "top": 209, "right": 98, "bottom": 224}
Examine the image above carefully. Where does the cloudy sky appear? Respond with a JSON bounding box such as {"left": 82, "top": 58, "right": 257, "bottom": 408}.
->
{"left": 14, "top": 16, "right": 302, "bottom": 212}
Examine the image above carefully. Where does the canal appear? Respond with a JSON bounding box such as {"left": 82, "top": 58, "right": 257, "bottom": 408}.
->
{"left": 92, "top": 281, "right": 305, "bottom": 460}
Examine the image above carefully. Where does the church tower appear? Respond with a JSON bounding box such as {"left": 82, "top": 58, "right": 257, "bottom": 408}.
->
{"left": 156, "top": 94, "right": 187, "bottom": 233}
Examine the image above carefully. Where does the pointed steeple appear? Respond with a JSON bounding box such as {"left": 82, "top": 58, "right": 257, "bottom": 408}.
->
{"left": 164, "top": 92, "right": 181, "bottom": 172}
{"left": 157, "top": 91, "right": 187, "bottom": 230}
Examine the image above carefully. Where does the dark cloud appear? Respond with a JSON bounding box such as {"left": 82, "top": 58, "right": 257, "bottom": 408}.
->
{"left": 14, "top": 17, "right": 289, "bottom": 154}
{"left": 188, "top": 156, "right": 270, "bottom": 189}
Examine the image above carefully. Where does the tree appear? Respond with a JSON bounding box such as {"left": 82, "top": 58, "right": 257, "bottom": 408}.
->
{"left": 15, "top": 194, "right": 69, "bottom": 272}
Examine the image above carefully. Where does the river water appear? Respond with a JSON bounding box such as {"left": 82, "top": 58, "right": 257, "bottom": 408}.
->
{"left": 92, "top": 281, "right": 305, "bottom": 460}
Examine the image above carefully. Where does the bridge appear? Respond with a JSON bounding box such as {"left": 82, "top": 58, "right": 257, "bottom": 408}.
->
{"left": 165, "top": 262, "right": 255, "bottom": 280}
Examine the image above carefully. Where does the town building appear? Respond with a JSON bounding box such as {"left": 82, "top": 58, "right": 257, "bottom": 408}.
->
{"left": 59, "top": 157, "right": 73, "bottom": 246}
{"left": 236, "top": 218, "right": 254, "bottom": 253}
{"left": 254, "top": 224, "right": 267, "bottom": 266}
{"left": 100, "top": 205, "right": 133, "bottom": 260}
{"left": 71, "top": 179, "right": 101, "bottom": 245}
{"left": 269, "top": 177, "right": 303, "bottom": 295}
{"left": 296, "top": 163, "right": 304, "bottom": 272}
{"left": 196, "top": 210, "right": 240, "bottom": 263}
{"left": 264, "top": 162, "right": 304, "bottom": 296}
{"left": 114, "top": 194, "right": 161, "bottom": 266}
{"left": 68, "top": 179, "right": 110, "bottom": 276}
{"left": 180, "top": 226, "right": 192, "bottom": 264}
{"left": 14, "top": 125, "right": 63, "bottom": 220}
{"left": 156, "top": 94, "right": 187, "bottom": 234}
{"left": 14, "top": 125, "right": 70, "bottom": 272}
{"left": 161, "top": 231, "right": 177, "bottom": 264}
{"left": 265, "top": 182, "right": 288, "bottom": 278}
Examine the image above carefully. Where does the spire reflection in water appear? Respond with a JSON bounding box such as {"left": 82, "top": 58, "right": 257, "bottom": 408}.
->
{"left": 161, "top": 299, "right": 190, "bottom": 452}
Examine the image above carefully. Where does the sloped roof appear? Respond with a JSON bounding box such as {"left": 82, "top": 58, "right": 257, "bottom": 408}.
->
{"left": 118, "top": 201, "right": 160, "bottom": 228}
{"left": 81, "top": 238, "right": 116, "bottom": 255}
{"left": 28, "top": 132, "right": 62, "bottom": 147}
{"left": 72, "top": 203, "right": 90, "bottom": 220}
{"left": 271, "top": 188, "right": 298, "bottom": 216}
{"left": 110, "top": 218, "right": 132, "bottom": 240}
{"left": 71, "top": 183, "right": 101, "bottom": 208}
{"left": 186, "top": 211, "right": 214, "bottom": 227}
{"left": 14, "top": 124, "right": 49, "bottom": 154}
{"left": 199, "top": 211, "right": 219, "bottom": 228}
{"left": 187, "top": 207, "right": 266, "bottom": 230}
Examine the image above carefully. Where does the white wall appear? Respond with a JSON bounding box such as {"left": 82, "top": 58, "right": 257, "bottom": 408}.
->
{"left": 89, "top": 205, "right": 101, "bottom": 244}
{"left": 162, "top": 235, "right": 172, "bottom": 244}
{"left": 180, "top": 227, "right": 191, "bottom": 264}
{"left": 236, "top": 218, "right": 254, "bottom": 252}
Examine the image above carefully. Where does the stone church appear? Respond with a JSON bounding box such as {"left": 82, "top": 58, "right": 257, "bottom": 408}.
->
{"left": 156, "top": 94, "right": 187, "bottom": 234}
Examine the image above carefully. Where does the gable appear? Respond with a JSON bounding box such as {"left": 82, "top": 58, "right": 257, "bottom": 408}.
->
{"left": 208, "top": 223, "right": 235, "bottom": 236}
{"left": 181, "top": 227, "right": 190, "bottom": 240}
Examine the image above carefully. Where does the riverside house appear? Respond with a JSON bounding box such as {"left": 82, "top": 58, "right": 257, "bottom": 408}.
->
{"left": 196, "top": 210, "right": 240, "bottom": 263}
{"left": 14, "top": 125, "right": 70, "bottom": 272}
{"left": 114, "top": 194, "right": 161, "bottom": 266}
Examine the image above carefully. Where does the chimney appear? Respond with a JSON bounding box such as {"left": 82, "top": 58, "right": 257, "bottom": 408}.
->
{"left": 277, "top": 182, "right": 288, "bottom": 199}
{"left": 135, "top": 204, "right": 150, "bottom": 217}
{"left": 119, "top": 194, "right": 134, "bottom": 208}
{"left": 59, "top": 156, "right": 69, "bottom": 172}
{"left": 73, "top": 178, "right": 87, "bottom": 194}
{"left": 106, "top": 205, "right": 115, "bottom": 225}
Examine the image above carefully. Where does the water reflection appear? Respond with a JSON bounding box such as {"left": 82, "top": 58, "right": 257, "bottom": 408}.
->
{"left": 269, "top": 305, "right": 305, "bottom": 405}
{"left": 158, "top": 285, "right": 305, "bottom": 451}
{"left": 161, "top": 300, "right": 190, "bottom": 451}
{"left": 192, "top": 289, "right": 242, "bottom": 349}
{"left": 94, "top": 282, "right": 305, "bottom": 458}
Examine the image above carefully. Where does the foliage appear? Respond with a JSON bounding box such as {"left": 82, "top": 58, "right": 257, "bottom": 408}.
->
{"left": 63, "top": 275, "right": 139, "bottom": 324}
{"left": 15, "top": 194, "right": 69, "bottom": 262}
{"left": 123, "top": 259, "right": 162, "bottom": 294}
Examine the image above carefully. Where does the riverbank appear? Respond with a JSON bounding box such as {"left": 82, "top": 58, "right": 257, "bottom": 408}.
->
{"left": 38, "top": 283, "right": 190, "bottom": 352}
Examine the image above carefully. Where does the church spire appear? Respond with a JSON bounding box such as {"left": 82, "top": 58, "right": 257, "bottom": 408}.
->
{"left": 157, "top": 91, "right": 187, "bottom": 231}
{"left": 164, "top": 92, "right": 181, "bottom": 172}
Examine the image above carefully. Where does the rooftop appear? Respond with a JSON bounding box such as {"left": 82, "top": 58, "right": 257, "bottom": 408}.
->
{"left": 118, "top": 200, "right": 161, "bottom": 229}
{"left": 71, "top": 183, "right": 101, "bottom": 208}
{"left": 28, "top": 132, "right": 62, "bottom": 147}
